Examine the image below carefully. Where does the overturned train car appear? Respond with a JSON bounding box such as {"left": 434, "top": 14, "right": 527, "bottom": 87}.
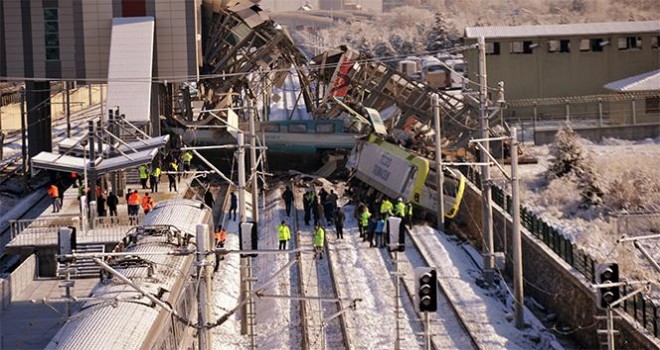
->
{"left": 349, "top": 135, "right": 466, "bottom": 220}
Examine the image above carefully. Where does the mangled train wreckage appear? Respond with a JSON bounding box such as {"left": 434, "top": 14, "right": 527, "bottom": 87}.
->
{"left": 164, "top": 1, "right": 495, "bottom": 164}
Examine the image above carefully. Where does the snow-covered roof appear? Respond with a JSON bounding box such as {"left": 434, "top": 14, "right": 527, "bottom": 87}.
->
{"left": 604, "top": 69, "right": 660, "bottom": 92}
{"left": 465, "top": 20, "right": 660, "bottom": 39}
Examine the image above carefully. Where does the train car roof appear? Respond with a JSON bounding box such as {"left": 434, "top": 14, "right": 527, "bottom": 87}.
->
{"left": 145, "top": 199, "right": 213, "bottom": 236}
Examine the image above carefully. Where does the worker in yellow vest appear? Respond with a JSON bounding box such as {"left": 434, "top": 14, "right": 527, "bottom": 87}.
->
{"left": 168, "top": 160, "right": 178, "bottom": 192}
{"left": 137, "top": 164, "right": 149, "bottom": 189}
{"left": 277, "top": 221, "right": 291, "bottom": 250}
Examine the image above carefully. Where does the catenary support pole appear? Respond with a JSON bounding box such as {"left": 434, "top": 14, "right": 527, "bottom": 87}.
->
{"left": 433, "top": 93, "right": 444, "bottom": 228}
{"left": 196, "top": 224, "right": 212, "bottom": 350}
{"left": 20, "top": 87, "right": 29, "bottom": 191}
{"left": 237, "top": 132, "right": 251, "bottom": 338}
{"left": 511, "top": 127, "right": 525, "bottom": 329}
{"left": 249, "top": 99, "right": 259, "bottom": 223}
{"left": 65, "top": 81, "right": 71, "bottom": 138}
{"left": 478, "top": 36, "right": 495, "bottom": 284}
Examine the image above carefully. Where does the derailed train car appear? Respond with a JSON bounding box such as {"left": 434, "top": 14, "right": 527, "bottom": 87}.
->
{"left": 46, "top": 199, "right": 214, "bottom": 350}
{"left": 348, "top": 134, "right": 466, "bottom": 220}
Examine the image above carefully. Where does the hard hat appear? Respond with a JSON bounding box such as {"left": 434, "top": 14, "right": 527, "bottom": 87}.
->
{"left": 397, "top": 197, "right": 403, "bottom": 202}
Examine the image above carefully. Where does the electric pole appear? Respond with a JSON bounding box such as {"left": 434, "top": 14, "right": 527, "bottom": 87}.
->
{"left": 433, "top": 93, "right": 444, "bottom": 228}
{"left": 478, "top": 36, "right": 495, "bottom": 285}
{"left": 20, "top": 87, "right": 28, "bottom": 191}
{"left": 65, "top": 81, "right": 71, "bottom": 138}
{"left": 511, "top": 127, "right": 524, "bottom": 329}
{"left": 196, "top": 224, "right": 212, "bottom": 350}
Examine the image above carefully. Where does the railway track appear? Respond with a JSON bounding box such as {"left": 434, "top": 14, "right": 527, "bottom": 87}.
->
{"left": 0, "top": 104, "right": 101, "bottom": 187}
{"left": 396, "top": 227, "right": 483, "bottom": 349}
{"left": 292, "top": 187, "right": 350, "bottom": 350}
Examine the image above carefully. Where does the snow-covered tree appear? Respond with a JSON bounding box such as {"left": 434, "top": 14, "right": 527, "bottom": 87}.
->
{"left": 547, "top": 123, "right": 604, "bottom": 207}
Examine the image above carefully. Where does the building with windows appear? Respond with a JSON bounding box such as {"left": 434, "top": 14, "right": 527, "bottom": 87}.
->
{"left": 0, "top": 0, "right": 201, "bottom": 155}
{"left": 464, "top": 21, "right": 660, "bottom": 124}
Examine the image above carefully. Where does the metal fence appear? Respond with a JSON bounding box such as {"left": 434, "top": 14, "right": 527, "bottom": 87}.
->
{"left": 5, "top": 214, "right": 140, "bottom": 248}
{"left": 460, "top": 167, "right": 659, "bottom": 338}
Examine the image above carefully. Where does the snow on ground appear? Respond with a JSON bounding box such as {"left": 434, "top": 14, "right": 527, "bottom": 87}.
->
{"left": 493, "top": 134, "right": 660, "bottom": 297}
{"left": 411, "top": 225, "right": 561, "bottom": 349}
{"left": 206, "top": 179, "right": 560, "bottom": 349}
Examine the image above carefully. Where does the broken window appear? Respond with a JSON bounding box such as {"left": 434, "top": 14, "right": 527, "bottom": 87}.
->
{"left": 646, "top": 97, "right": 660, "bottom": 114}
{"left": 510, "top": 41, "right": 534, "bottom": 54}
{"left": 486, "top": 42, "right": 500, "bottom": 55}
{"left": 618, "top": 36, "right": 642, "bottom": 50}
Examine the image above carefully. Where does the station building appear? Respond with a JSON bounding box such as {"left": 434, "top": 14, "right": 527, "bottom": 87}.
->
{"left": 464, "top": 21, "right": 660, "bottom": 125}
{"left": 0, "top": 0, "right": 202, "bottom": 155}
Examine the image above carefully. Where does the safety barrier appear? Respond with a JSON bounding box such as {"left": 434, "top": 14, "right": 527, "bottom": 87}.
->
{"left": 0, "top": 254, "right": 36, "bottom": 311}
{"left": 460, "top": 166, "right": 659, "bottom": 338}
{"left": 5, "top": 215, "right": 139, "bottom": 248}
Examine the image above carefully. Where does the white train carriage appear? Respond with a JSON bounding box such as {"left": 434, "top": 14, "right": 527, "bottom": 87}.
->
{"left": 46, "top": 199, "right": 213, "bottom": 350}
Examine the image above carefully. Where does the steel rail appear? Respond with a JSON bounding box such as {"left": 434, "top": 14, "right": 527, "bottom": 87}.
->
{"left": 404, "top": 229, "right": 481, "bottom": 349}
{"left": 322, "top": 220, "right": 351, "bottom": 350}
{"left": 292, "top": 186, "right": 310, "bottom": 350}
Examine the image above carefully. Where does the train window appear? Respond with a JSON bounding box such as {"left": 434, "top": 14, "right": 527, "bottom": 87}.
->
{"left": 315, "top": 123, "right": 336, "bottom": 133}
{"left": 287, "top": 123, "right": 308, "bottom": 133}
{"left": 653, "top": 36, "right": 659, "bottom": 49}
{"left": 559, "top": 40, "right": 571, "bottom": 53}
{"left": 579, "top": 39, "right": 591, "bottom": 51}
{"left": 590, "top": 38, "right": 604, "bottom": 52}
{"left": 263, "top": 123, "right": 280, "bottom": 132}
{"left": 547, "top": 40, "right": 559, "bottom": 53}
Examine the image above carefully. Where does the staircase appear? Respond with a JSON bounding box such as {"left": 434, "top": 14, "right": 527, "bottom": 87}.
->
{"left": 58, "top": 244, "right": 105, "bottom": 278}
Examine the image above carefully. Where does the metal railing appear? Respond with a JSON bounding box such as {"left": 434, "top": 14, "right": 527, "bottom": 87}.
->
{"left": 5, "top": 214, "right": 142, "bottom": 248}
{"left": 460, "top": 166, "right": 659, "bottom": 338}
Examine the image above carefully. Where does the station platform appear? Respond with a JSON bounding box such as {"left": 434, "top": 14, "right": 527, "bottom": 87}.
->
{"left": 4, "top": 175, "right": 195, "bottom": 256}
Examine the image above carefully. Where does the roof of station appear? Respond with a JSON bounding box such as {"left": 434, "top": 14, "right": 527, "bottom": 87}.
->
{"left": 604, "top": 69, "right": 660, "bottom": 92}
{"left": 465, "top": 20, "right": 660, "bottom": 39}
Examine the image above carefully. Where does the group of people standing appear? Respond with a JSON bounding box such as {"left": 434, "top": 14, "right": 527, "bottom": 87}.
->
{"left": 357, "top": 197, "right": 411, "bottom": 249}
{"left": 279, "top": 184, "right": 344, "bottom": 260}
{"left": 136, "top": 150, "right": 193, "bottom": 194}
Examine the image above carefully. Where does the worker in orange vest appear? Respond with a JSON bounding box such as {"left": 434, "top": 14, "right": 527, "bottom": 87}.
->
{"left": 214, "top": 225, "right": 227, "bottom": 248}
{"left": 47, "top": 183, "right": 61, "bottom": 213}
{"left": 128, "top": 190, "right": 141, "bottom": 224}
{"left": 141, "top": 192, "right": 155, "bottom": 214}
{"left": 214, "top": 225, "right": 228, "bottom": 271}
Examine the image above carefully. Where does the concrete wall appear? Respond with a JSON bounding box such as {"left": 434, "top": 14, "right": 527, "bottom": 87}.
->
{"left": 0, "top": 254, "right": 35, "bottom": 312}
{"left": 453, "top": 181, "right": 659, "bottom": 349}
{"left": 534, "top": 122, "right": 660, "bottom": 145}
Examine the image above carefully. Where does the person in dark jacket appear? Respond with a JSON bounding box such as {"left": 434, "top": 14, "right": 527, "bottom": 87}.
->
{"left": 303, "top": 189, "right": 314, "bottom": 226}
{"left": 229, "top": 192, "right": 237, "bottom": 221}
{"left": 282, "top": 186, "right": 294, "bottom": 217}
{"left": 97, "top": 193, "right": 107, "bottom": 217}
{"left": 107, "top": 192, "right": 119, "bottom": 219}
{"left": 204, "top": 190, "right": 215, "bottom": 209}
{"left": 334, "top": 207, "right": 345, "bottom": 239}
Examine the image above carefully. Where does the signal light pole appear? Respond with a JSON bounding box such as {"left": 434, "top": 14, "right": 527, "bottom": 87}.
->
{"left": 416, "top": 267, "right": 437, "bottom": 350}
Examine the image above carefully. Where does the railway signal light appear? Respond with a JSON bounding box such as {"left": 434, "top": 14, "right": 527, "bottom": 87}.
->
{"left": 594, "top": 263, "right": 620, "bottom": 309}
{"left": 387, "top": 216, "right": 405, "bottom": 252}
{"left": 415, "top": 267, "right": 438, "bottom": 312}
{"left": 239, "top": 221, "right": 258, "bottom": 257}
